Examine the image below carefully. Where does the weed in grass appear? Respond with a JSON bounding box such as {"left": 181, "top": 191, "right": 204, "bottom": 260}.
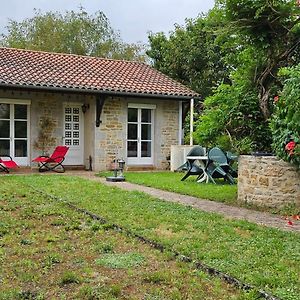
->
{"left": 78, "top": 284, "right": 120, "bottom": 300}
{"left": 59, "top": 271, "right": 81, "bottom": 285}
{"left": 0, "top": 222, "right": 10, "bottom": 237}
{"left": 74, "top": 257, "right": 86, "bottom": 267}
{"left": 95, "top": 253, "right": 145, "bottom": 269}
{"left": 143, "top": 290, "right": 167, "bottom": 300}
{"left": 60, "top": 242, "right": 74, "bottom": 252}
{"left": 43, "top": 253, "right": 62, "bottom": 269}
{"left": 94, "top": 243, "right": 115, "bottom": 254}
{"left": 45, "top": 234, "right": 60, "bottom": 243}
{"left": 18, "top": 258, "right": 38, "bottom": 270}
{"left": 18, "top": 290, "right": 44, "bottom": 300}
{"left": 0, "top": 290, "right": 45, "bottom": 300}
{"left": 50, "top": 218, "right": 65, "bottom": 226}
{"left": 101, "top": 223, "right": 116, "bottom": 231}
{"left": 20, "top": 239, "right": 33, "bottom": 245}
{"left": 90, "top": 222, "right": 103, "bottom": 232}
{"left": 143, "top": 271, "right": 170, "bottom": 284}
{"left": 64, "top": 221, "right": 82, "bottom": 231}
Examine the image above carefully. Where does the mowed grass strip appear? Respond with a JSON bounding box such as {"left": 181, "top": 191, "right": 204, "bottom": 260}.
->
{"left": 0, "top": 177, "right": 251, "bottom": 300}
{"left": 99, "top": 171, "right": 299, "bottom": 215}
{"left": 12, "top": 175, "right": 300, "bottom": 300}
{"left": 100, "top": 171, "right": 237, "bottom": 204}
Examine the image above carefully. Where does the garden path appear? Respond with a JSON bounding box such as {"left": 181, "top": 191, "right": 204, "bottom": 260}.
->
{"left": 73, "top": 171, "right": 300, "bottom": 233}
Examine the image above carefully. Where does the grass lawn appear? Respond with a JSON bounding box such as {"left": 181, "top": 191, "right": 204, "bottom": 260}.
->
{"left": 0, "top": 177, "right": 247, "bottom": 300}
{"left": 99, "top": 171, "right": 237, "bottom": 204}
{"left": 2, "top": 175, "right": 300, "bottom": 300}
{"left": 99, "top": 171, "right": 298, "bottom": 215}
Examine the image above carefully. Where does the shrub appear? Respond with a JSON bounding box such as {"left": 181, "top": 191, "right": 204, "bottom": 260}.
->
{"left": 270, "top": 64, "right": 300, "bottom": 168}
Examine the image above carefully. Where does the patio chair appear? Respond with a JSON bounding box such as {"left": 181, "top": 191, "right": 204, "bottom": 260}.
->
{"left": 0, "top": 155, "right": 19, "bottom": 173}
{"left": 206, "top": 147, "right": 235, "bottom": 184}
{"left": 226, "top": 151, "right": 238, "bottom": 178}
{"left": 32, "top": 146, "right": 69, "bottom": 173}
{"left": 181, "top": 146, "right": 206, "bottom": 181}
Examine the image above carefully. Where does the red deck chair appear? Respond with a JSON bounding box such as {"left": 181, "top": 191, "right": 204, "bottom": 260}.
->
{"left": 32, "top": 146, "right": 69, "bottom": 173}
{"left": 0, "top": 155, "right": 19, "bottom": 173}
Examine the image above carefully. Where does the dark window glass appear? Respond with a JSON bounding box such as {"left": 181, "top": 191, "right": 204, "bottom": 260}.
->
{"left": 141, "top": 109, "right": 151, "bottom": 123}
{"left": 128, "top": 108, "right": 137, "bottom": 122}
{"left": 141, "top": 142, "right": 151, "bottom": 157}
{"left": 0, "top": 140, "right": 10, "bottom": 155}
{"left": 15, "top": 121, "right": 27, "bottom": 138}
{"left": 15, "top": 140, "right": 27, "bottom": 157}
{"left": 127, "top": 141, "right": 137, "bottom": 157}
{"left": 14, "top": 105, "right": 27, "bottom": 119}
{"left": 141, "top": 124, "right": 151, "bottom": 140}
{"left": 128, "top": 124, "right": 137, "bottom": 140}
{"left": 0, "top": 104, "right": 10, "bottom": 119}
{"left": 0, "top": 120, "right": 10, "bottom": 138}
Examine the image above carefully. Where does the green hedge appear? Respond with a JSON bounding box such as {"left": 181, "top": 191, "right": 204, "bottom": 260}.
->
{"left": 270, "top": 64, "right": 300, "bottom": 168}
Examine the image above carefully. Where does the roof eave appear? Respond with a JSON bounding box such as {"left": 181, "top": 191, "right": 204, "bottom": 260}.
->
{"left": 0, "top": 83, "right": 200, "bottom": 101}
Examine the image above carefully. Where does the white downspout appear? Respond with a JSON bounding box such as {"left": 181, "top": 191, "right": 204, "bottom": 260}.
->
{"left": 178, "top": 101, "right": 182, "bottom": 145}
{"left": 190, "top": 98, "right": 194, "bottom": 146}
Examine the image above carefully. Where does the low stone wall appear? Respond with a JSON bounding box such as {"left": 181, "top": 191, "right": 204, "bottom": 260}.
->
{"left": 238, "top": 155, "right": 300, "bottom": 208}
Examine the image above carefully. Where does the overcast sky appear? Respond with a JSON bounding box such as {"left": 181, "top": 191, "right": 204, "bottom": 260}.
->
{"left": 0, "top": 0, "right": 215, "bottom": 44}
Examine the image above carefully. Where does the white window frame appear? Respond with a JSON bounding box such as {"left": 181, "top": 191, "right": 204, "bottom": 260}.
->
{"left": 0, "top": 98, "right": 31, "bottom": 166}
{"left": 127, "top": 103, "right": 156, "bottom": 165}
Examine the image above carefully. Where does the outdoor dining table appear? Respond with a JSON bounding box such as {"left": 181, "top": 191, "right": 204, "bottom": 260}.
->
{"left": 186, "top": 155, "right": 209, "bottom": 183}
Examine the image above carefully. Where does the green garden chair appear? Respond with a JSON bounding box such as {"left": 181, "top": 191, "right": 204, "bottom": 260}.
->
{"left": 206, "top": 147, "right": 235, "bottom": 184}
{"left": 226, "top": 151, "right": 238, "bottom": 178}
{"left": 181, "top": 146, "right": 206, "bottom": 181}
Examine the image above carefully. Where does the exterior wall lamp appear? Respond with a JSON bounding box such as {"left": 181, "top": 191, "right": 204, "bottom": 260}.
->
{"left": 81, "top": 103, "right": 90, "bottom": 113}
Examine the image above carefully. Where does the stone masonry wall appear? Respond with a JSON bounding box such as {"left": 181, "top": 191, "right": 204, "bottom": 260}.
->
{"left": 158, "top": 101, "right": 179, "bottom": 170}
{"left": 95, "top": 98, "right": 125, "bottom": 170}
{"left": 238, "top": 155, "right": 300, "bottom": 208}
{"left": 94, "top": 98, "right": 180, "bottom": 171}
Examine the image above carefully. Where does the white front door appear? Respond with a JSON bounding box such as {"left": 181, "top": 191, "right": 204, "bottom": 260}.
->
{"left": 127, "top": 107, "right": 154, "bottom": 165}
{"left": 63, "top": 104, "right": 84, "bottom": 165}
{"left": 0, "top": 102, "right": 30, "bottom": 166}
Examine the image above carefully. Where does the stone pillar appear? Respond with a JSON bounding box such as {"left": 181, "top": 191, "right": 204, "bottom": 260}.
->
{"left": 238, "top": 155, "right": 300, "bottom": 208}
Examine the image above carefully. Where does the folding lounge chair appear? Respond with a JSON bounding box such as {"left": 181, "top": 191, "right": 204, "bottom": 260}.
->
{"left": 206, "top": 147, "right": 235, "bottom": 184}
{"left": 32, "top": 146, "right": 69, "bottom": 173}
{"left": 0, "top": 155, "right": 19, "bottom": 173}
{"left": 181, "top": 146, "right": 206, "bottom": 181}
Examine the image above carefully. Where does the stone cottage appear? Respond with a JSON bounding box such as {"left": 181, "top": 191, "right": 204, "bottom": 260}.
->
{"left": 0, "top": 47, "right": 199, "bottom": 170}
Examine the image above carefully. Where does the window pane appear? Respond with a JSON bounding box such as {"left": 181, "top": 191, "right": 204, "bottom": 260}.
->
{"left": 0, "top": 120, "right": 10, "bottom": 138}
{"left": 65, "top": 107, "right": 71, "bottom": 114}
{"left": 73, "top": 108, "right": 79, "bottom": 114}
{"left": 0, "top": 140, "right": 10, "bottom": 155}
{"left": 15, "top": 121, "right": 27, "bottom": 138}
{"left": 0, "top": 104, "right": 10, "bottom": 119}
{"left": 128, "top": 108, "right": 137, "bottom": 122}
{"left": 127, "top": 141, "right": 137, "bottom": 157}
{"left": 141, "top": 124, "right": 151, "bottom": 140}
{"left": 15, "top": 140, "right": 27, "bottom": 157}
{"left": 15, "top": 105, "right": 27, "bottom": 119}
{"left": 141, "top": 109, "right": 151, "bottom": 123}
{"left": 141, "top": 142, "right": 151, "bottom": 157}
{"left": 128, "top": 124, "right": 137, "bottom": 140}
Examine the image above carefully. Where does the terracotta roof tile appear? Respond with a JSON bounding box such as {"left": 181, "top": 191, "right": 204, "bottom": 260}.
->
{"left": 0, "top": 47, "right": 199, "bottom": 99}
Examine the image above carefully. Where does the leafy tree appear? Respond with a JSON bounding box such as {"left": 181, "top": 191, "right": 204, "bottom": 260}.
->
{"left": 270, "top": 64, "right": 300, "bottom": 168}
{"left": 0, "top": 7, "right": 146, "bottom": 61}
{"left": 147, "top": 0, "right": 300, "bottom": 153}
{"left": 147, "top": 16, "right": 230, "bottom": 100}
{"left": 216, "top": 0, "right": 300, "bottom": 119}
